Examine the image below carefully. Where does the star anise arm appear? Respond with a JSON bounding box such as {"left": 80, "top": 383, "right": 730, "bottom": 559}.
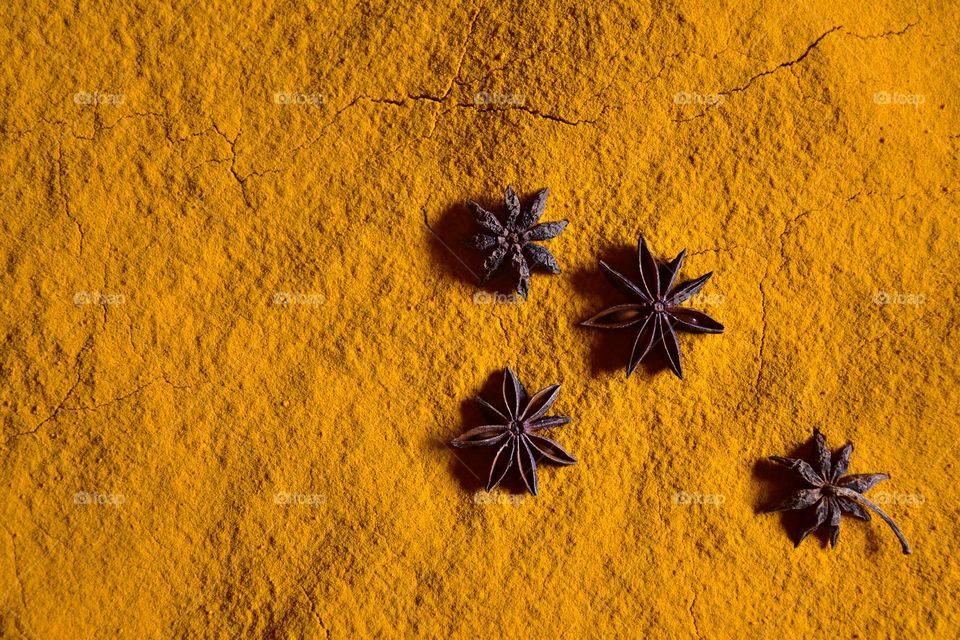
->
{"left": 520, "top": 384, "right": 561, "bottom": 422}
{"left": 475, "top": 395, "right": 509, "bottom": 422}
{"left": 451, "top": 425, "right": 510, "bottom": 448}
{"left": 480, "top": 245, "right": 508, "bottom": 283}
{"left": 669, "top": 308, "right": 724, "bottom": 334}
{"left": 838, "top": 497, "right": 871, "bottom": 521}
{"left": 838, "top": 473, "right": 889, "bottom": 493}
{"left": 627, "top": 314, "right": 657, "bottom": 376}
{"left": 517, "top": 187, "right": 549, "bottom": 229}
{"left": 827, "top": 499, "right": 842, "bottom": 547}
{"left": 768, "top": 456, "right": 825, "bottom": 487}
{"left": 504, "top": 185, "right": 522, "bottom": 228}
{"left": 836, "top": 487, "right": 912, "bottom": 554}
{"left": 637, "top": 235, "right": 661, "bottom": 300}
{"left": 467, "top": 233, "right": 498, "bottom": 250}
{"left": 581, "top": 304, "right": 648, "bottom": 330}
{"left": 523, "top": 244, "right": 561, "bottom": 273}
{"left": 528, "top": 415, "right": 571, "bottom": 431}
{"left": 527, "top": 434, "right": 577, "bottom": 465}
{"left": 761, "top": 488, "right": 822, "bottom": 512}
{"left": 598, "top": 260, "right": 651, "bottom": 302}
{"left": 658, "top": 315, "right": 684, "bottom": 379}
{"left": 831, "top": 443, "right": 853, "bottom": 481}
{"left": 812, "top": 430, "right": 832, "bottom": 480}
{"left": 527, "top": 220, "right": 567, "bottom": 241}
{"left": 487, "top": 437, "right": 516, "bottom": 492}
{"left": 468, "top": 201, "right": 503, "bottom": 234}
{"left": 668, "top": 272, "right": 712, "bottom": 305}
{"left": 516, "top": 437, "right": 539, "bottom": 495}
{"left": 502, "top": 367, "right": 524, "bottom": 419}
{"left": 511, "top": 247, "right": 531, "bottom": 299}
{"left": 660, "top": 249, "right": 686, "bottom": 293}
{"left": 796, "top": 498, "right": 829, "bottom": 547}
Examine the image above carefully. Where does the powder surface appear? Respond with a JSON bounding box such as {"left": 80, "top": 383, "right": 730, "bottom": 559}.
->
{"left": 1, "top": 1, "right": 958, "bottom": 637}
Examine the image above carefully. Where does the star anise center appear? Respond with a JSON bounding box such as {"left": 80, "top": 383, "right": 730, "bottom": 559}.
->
{"left": 504, "top": 230, "right": 524, "bottom": 246}
{"left": 509, "top": 420, "right": 524, "bottom": 435}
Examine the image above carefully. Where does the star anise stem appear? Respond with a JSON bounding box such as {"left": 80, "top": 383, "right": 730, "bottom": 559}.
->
{"left": 836, "top": 487, "right": 912, "bottom": 554}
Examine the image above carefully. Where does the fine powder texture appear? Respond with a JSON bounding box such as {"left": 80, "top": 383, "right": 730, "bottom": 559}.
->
{"left": 1, "top": 1, "right": 958, "bottom": 637}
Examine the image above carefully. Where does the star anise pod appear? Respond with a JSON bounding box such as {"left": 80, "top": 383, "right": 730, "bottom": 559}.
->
{"left": 466, "top": 186, "right": 567, "bottom": 300}
{"left": 451, "top": 367, "right": 576, "bottom": 495}
{"left": 582, "top": 235, "right": 723, "bottom": 379}
{"left": 763, "top": 429, "right": 912, "bottom": 554}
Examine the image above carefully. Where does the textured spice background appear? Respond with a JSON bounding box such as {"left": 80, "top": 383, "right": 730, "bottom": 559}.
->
{"left": 1, "top": 1, "right": 958, "bottom": 637}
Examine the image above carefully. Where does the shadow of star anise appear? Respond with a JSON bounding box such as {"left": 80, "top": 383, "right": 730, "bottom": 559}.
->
{"left": 451, "top": 367, "right": 576, "bottom": 496}
{"left": 762, "top": 429, "right": 912, "bottom": 554}
{"left": 466, "top": 185, "right": 567, "bottom": 300}
{"left": 582, "top": 235, "right": 724, "bottom": 379}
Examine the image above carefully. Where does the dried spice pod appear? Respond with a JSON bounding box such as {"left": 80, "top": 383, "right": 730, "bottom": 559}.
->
{"left": 451, "top": 367, "right": 575, "bottom": 496}
{"left": 582, "top": 235, "right": 723, "bottom": 379}
{"left": 466, "top": 186, "right": 567, "bottom": 300}
{"left": 762, "top": 429, "right": 912, "bottom": 554}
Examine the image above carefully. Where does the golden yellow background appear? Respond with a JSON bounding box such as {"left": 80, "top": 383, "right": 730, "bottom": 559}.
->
{"left": 1, "top": 0, "right": 958, "bottom": 637}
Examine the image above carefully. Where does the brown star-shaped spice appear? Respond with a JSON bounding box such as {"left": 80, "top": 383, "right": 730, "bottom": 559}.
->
{"left": 762, "top": 429, "right": 912, "bottom": 554}
{"left": 466, "top": 186, "right": 567, "bottom": 300}
{"left": 582, "top": 235, "right": 723, "bottom": 379}
{"left": 451, "top": 367, "right": 575, "bottom": 496}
